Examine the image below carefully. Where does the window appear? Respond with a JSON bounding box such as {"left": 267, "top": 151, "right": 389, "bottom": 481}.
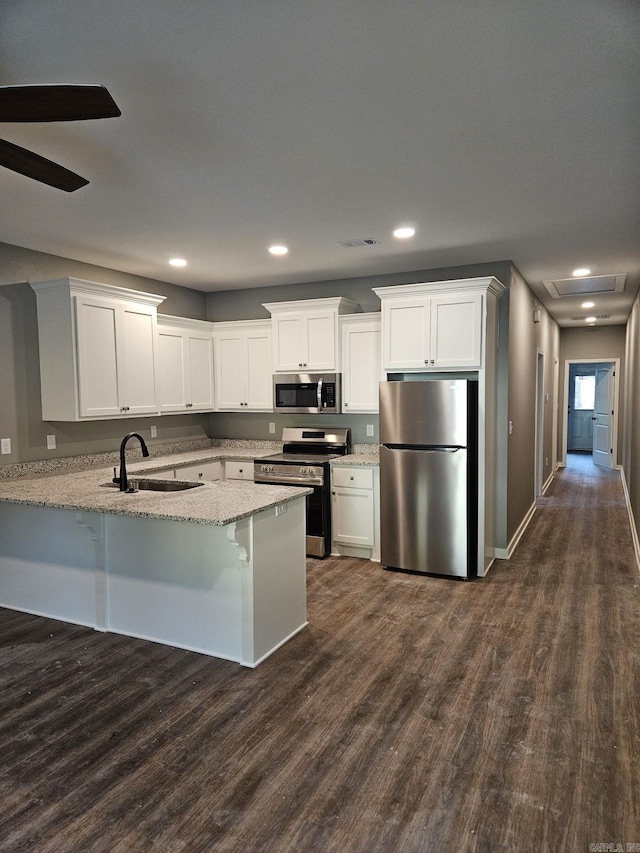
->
{"left": 574, "top": 374, "right": 595, "bottom": 410}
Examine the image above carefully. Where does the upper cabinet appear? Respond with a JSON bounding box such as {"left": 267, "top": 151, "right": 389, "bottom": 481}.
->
{"left": 156, "top": 315, "right": 215, "bottom": 413}
{"left": 31, "top": 278, "right": 165, "bottom": 421}
{"left": 263, "top": 297, "right": 357, "bottom": 372}
{"left": 373, "top": 278, "right": 504, "bottom": 372}
{"left": 213, "top": 320, "right": 273, "bottom": 411}
{"left": 340, "top": 313, "right": 383, "bottom": 413}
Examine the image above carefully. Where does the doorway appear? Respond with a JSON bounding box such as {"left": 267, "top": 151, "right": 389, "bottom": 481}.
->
{"left": 561, "top": 359, "right": 619, "bottom": 469}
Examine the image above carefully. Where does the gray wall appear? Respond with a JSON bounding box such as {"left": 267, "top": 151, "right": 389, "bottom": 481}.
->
{"left": 622, "top": 296, "right": 640, "bottom": 539}
{"left": 559, "top": 325, "right": 627, "bottom": 464}
{"left": 506, "top": 267, "right": 560, "bottom": 543}
{"left": 206, "top": 261, "right": 514, "bottom": 320}
{"left": 0, "top": 242, "right": 210, "bottom": 463}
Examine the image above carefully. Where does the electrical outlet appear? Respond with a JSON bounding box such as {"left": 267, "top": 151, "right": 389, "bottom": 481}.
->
{"left": 269, "top": 422, "right": 276, "bottom": 434}
{"left": 1, "top": 438, "right": 11, "bottom": 455}
{"left": 150, "top": 425, "right": 158, "bottom": 438}
{"left": 508, "top": 421, "right": 513, "bottom": 435}
{"left": 46, "top": 434, "right": 56, "bottom": 450}
{"left": 275, "top": 503, "right": 287, "bottom": 516}
{"left": 366, "top": 424, "right": 374, "bottom": 437}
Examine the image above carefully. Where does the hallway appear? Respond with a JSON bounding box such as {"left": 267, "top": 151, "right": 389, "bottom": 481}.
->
{"left": 0, "top": 459, "right": 639, "bottom": 851}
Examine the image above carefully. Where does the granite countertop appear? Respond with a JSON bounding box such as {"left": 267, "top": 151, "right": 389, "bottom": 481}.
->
{"left": 332, "top": 452, "right": 380, "bottom": 466}
{"left": 0, "top": 444, "right": 310, "bottom": 526}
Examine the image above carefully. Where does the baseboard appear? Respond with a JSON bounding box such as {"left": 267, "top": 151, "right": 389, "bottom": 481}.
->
{"left": 619, "top": 467, "right": 640, "bottom": 573}
{"left": 494, "top": 501, "right": 537, "bottom": 560}
{"left": 542, "top": 472, "right": 554, "bottom": 495}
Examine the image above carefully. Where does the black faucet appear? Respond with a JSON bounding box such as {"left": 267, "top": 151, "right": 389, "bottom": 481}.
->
{"left": 117, "top": 432, "right": 150, "bottom": 492}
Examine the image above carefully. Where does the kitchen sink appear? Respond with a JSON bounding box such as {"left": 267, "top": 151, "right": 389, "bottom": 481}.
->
{"left": 103, "top": 479, "right": 204, "bottom": 492}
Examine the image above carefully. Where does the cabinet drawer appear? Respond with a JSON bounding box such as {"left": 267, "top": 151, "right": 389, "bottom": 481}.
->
{"left": 225, "top": 460, "right": 254, "bottom": 481}
{"left": 332, "top": 467, "right": 374, "bottom": 489}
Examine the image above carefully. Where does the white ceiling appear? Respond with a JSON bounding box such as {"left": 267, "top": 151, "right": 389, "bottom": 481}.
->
{"left": 1, "top": 0, "right": 638, "bottom": 327}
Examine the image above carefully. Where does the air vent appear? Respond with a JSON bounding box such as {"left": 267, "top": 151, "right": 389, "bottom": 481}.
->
{"left": 543, "top": 273, "right": 626, "bottom": 298}
{"left": 337, "top": 238, "right": 379, "bottom": 248}
{"left": 570, "top": 314, "right": 612, "bottom": 321}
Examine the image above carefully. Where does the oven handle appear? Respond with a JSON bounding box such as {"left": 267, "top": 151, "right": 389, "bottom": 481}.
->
{"left": 317, "top": 377, "right": 323, "bottom": 409}
{"left": 254, "top": 475, "right": 323, "bottom": 486}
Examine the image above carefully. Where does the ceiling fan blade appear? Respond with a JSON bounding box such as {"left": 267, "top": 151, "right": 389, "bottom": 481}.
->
{"left": 0, "top": 137, "right": 89, "bottom": 191}
{"left": 0, "top": 84, "right": 121, "bottom": 122}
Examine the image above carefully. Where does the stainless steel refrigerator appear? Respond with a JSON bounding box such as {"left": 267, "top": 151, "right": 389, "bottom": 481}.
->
{"left": 379, "top": 379, "right": 478, "bottom": 579}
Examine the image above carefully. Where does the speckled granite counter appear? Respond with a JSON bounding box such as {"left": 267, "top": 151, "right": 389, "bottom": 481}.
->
{"left": 332, "top": 452, "right": 379, "bottom": 466}
{"left": 0, "top": 449, "right": 308, "bottom": 526}
{"left": 0, "top": 441, "right": 309, "bottom": 667}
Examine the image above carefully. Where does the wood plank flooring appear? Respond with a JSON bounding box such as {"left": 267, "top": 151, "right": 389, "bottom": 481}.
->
{"left": 1, "top": 454, "right": 639, "bottom": 851}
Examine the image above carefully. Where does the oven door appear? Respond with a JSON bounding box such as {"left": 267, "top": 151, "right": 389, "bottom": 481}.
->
{"left": 254, "top": 470, "right": 330, "bottom": 558}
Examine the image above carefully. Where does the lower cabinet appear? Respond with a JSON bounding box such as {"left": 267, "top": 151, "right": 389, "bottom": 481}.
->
{"left": 331, "top": 465, "right": 380, "bottom": 561}
{"left": 172, "top": 461, "right": 222, "bottom": 482}
{"left": 224, "top": 460, "right": 254, "bottom": 481}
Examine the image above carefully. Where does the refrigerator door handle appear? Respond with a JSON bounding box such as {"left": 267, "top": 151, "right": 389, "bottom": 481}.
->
{"left": 383, "top": 445, "right": 464, "bottom": 453}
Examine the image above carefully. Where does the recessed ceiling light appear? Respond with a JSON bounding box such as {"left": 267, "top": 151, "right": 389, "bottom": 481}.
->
{"left": 169, "top": 258, "right": 187, "bottom": 267}
{"left": 585, "top": 316, "right": 597, "bottom": 323}
{"left": 393, "top": 227, "right": 416, "bottom": 239}
{"left": 581, "top": 301, "right": 595, "bottom": 308}
{"left": 268, "top": 245, "right": 288, "bottom": 256}
{"left": 572, "top": 267, "right": 591, "bottom": 277}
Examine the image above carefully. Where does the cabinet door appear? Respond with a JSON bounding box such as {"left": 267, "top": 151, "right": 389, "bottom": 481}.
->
{"left": 304, "top": 310, "right": 336, "bottom": 371}
{"left": 245, "top": 329, "right": 273, "bottom": 410}
{"left": 342, "top": 320, "right": 381, "bottom": 413}
{"left": 187, "top": 332, "right": 215, "bottom": 410}
{"left": 76, "top": 296, "right": 121, "bottom": 417}
{"left": 118, "top": 304, "right": 158, "bottom": 415}
{"left": 382, "top": 298, "right": 429, "bottom": 370}
{"left": 157, "top": 328, "right": 188, "bottom": 412}
{"left": 332, "top": 486, "right": 375, "bottom": 547}
{"left": 430, "top": 293, "right": 483, "bottom": 368}
{"left": 175, "top": 461, "right": 221, "bottom": 482}
{"left": 215, "top": 333, "right": 245, "bottom": 409}
{"left": 272, "top": 314, "right": 303, "bottom": 371}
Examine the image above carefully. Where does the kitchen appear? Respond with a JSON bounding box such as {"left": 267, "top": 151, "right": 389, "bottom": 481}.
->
{"left": 1, "top": 0, "right": 639, "bottom": 849}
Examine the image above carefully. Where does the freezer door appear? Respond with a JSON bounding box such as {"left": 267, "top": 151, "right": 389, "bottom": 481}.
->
{"left": 379, "top": 380, "right": 470, "bottom": 447}
{"left": 380, "top": 445, "right": 469, "bottom": 577}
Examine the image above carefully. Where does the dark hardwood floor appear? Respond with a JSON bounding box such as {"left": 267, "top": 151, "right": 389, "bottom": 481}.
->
{"left": 1, "top": 455, "right": 639, "bottom": 851}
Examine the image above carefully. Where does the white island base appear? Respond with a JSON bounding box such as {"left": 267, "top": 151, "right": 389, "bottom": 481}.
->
{"left": 0, "top": 497, "right": 307, "bottom": 668}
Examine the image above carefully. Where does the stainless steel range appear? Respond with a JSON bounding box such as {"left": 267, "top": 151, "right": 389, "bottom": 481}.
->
{"left": 254, "top": 427, "right": 350, "bottom": 558}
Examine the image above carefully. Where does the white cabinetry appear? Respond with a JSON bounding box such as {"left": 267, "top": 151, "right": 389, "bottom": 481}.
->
{"left": 340, "top": 313, "right": 382, "bottom": 413}
{"left": 31, "top": 278, "right": 165, "bottom": 421}
{"left": 173, "top": 461, "right": 222, "bottom": 482}
{"left": 224, "top": 460, "right": 254, "bottom": 481}
{"left": 331, "top": 465, "right": 380, "bottom": 561}
{"left": 373, "top": 281, "right": 491, "bottom": 372}
{"left": 213, "top": 320, "right": 273, "bottom": 411}
{"left": 156, "top": 315, "right": 215, "bottom": 413}
{"left": 263, "top": 297, "right": 357, "bottom": 372}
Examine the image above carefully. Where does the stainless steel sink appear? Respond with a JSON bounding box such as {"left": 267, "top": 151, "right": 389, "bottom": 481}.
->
{"left": 103, "top": 479, "right": 204, "bottom": 492}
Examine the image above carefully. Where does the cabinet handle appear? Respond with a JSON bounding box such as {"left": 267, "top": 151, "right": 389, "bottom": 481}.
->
{"left": 430, "top": 359, "right": 435, "bottom": 364}
{"left": 198, "top": 472, "right": 203, "bottom": 479}
{"left": 344, "top": 402, "right": 348, "bottom": 407}
{"left": 186, "top": 403, "right": 193, "bottom": 408}
{"left": 350, "top": 476, "right": 354, "bottom": 480}
{"left": 424, "top": 360, "right": 428, "bottom": 364}
{"left": 299, "top": 362, "right": 303, "bottom": 367}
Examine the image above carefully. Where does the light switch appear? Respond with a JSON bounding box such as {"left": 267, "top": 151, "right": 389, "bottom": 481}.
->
{"left": 269, "top": 422, "right": 276, "bottom": 434}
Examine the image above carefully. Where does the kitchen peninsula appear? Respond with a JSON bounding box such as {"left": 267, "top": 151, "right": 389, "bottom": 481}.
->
{"left": 0, "top": 452, "right": 311, "bottom": 668}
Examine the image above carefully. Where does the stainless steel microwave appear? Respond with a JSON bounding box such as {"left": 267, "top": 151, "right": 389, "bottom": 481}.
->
{"left": 273, "top": 373, "right": 341, "bottom": 414}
